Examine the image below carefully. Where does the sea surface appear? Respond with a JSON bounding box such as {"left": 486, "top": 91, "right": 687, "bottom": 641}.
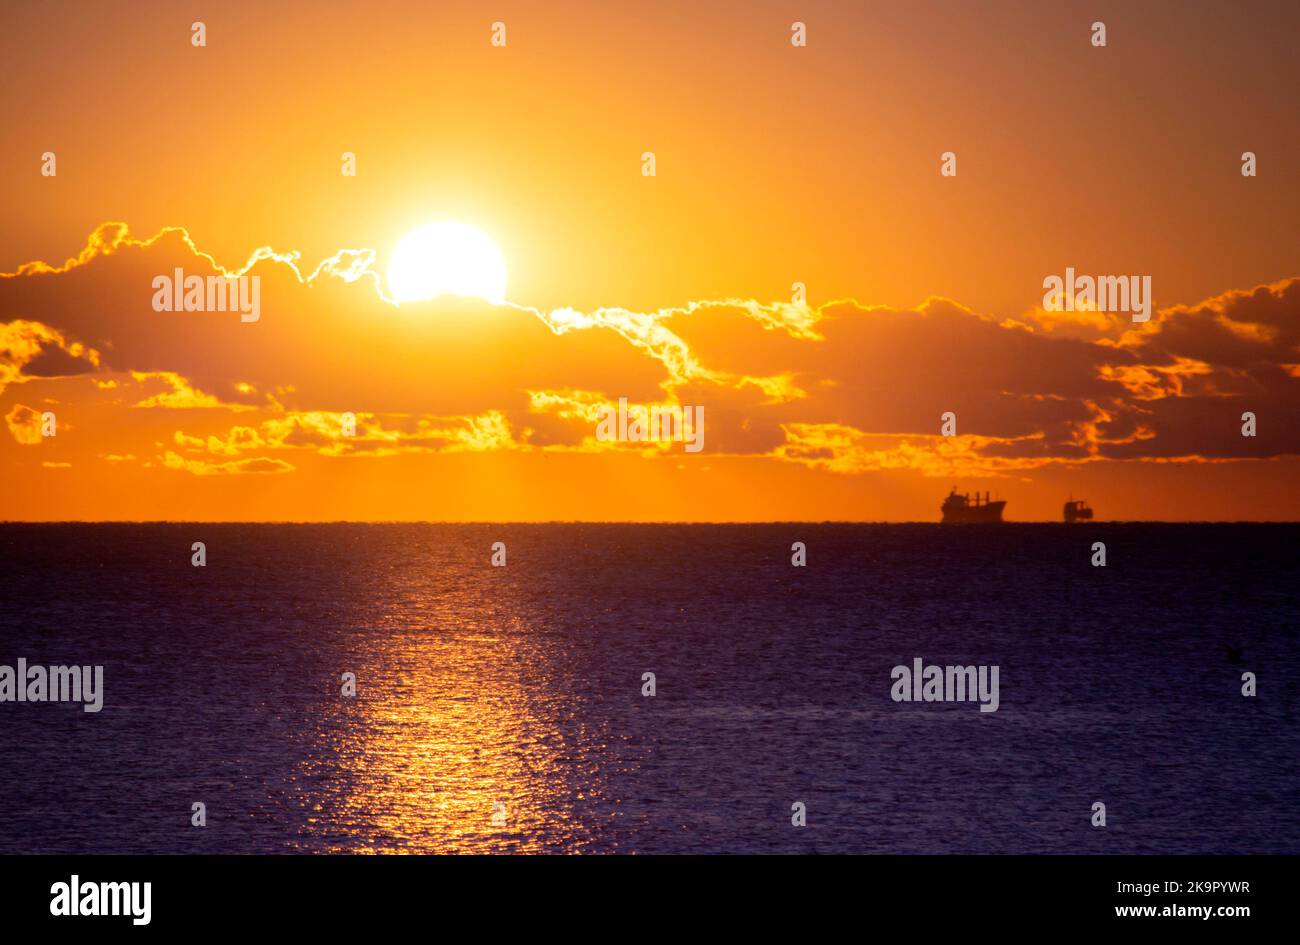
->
{"left": 1, "top": 523, "right": 1297, "bottom": 854}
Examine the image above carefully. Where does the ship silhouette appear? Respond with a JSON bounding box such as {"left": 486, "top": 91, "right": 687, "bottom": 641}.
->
{"left": 940, "top": 487, "right": 1005, "bottom": 523}
{"left": 1064, "top": 497, "right": 1094, "bottom": 523}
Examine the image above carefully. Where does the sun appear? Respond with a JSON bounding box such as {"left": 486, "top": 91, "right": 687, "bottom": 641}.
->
{"left": 387, "top": 222, "right": 507, "bottom": 304}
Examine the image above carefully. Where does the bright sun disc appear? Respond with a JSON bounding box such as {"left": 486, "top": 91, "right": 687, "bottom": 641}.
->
{"left": 388, "top": 222, "right": 507, "bottom": 304}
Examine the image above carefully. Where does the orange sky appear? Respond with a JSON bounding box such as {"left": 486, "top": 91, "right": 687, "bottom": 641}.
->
{"left": 2, "top": 0, "right": 1297, "bottom": 521}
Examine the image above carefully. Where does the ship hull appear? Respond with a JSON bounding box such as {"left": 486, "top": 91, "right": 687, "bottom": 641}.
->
{"left": 941, "top": 501, "right": 1006, "bottom": 524}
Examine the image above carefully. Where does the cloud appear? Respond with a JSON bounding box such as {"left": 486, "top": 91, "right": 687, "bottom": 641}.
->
{"left": 2, "top": 223, "right": 1297, "bottom": 487}
{"left": 0, "top": 320, "right": 99, "bottom": 393}
{"left": 161, "top": 451, "right": 295, "bottom": 476}
{"left": 130, "top": 371, "right": 243, "bottom": 410}
{"left": 171, "top": 409, "right": 519, "bottom": 458}
{"left": 5, "top": 403, "right": 46, "bottom": 444}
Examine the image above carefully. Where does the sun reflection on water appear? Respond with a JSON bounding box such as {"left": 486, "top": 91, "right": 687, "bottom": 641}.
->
{"left": 287, "top": 532, "right": 615, "bottom": 853}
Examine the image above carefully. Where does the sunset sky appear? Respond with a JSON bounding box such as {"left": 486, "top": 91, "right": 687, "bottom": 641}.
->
{"left": 2, "top": 0, "right": 1297, "bottom": 521}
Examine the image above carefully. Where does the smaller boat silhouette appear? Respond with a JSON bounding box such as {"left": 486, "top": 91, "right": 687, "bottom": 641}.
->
{"left": 1063, "top": 497, "right": 1093, "bottom": 523}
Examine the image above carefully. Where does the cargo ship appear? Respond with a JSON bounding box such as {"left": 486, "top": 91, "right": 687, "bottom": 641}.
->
{"left": 940, "top": 488, "right": 1006, "bottom": 523}
{"left": 1063, "top": 498, "right": 1093, "bottom": 523}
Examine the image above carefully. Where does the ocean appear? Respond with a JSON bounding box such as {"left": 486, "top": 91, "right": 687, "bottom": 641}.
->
{"left": 2, "top": 522, "right": 1296, "bottom": 854}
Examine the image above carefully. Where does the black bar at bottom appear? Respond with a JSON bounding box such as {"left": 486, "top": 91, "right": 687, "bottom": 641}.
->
{"left": 0, "top": 854, "right": 1281, "bottom": 932}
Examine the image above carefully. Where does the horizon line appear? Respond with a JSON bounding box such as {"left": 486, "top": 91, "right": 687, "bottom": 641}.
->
{"left": 2, "top": 519, "right": 1298, "bottom": 526}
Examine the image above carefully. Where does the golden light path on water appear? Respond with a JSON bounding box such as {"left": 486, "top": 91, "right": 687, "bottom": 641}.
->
{"left": 283, "top": 527, "right": 621, "bottom": 853}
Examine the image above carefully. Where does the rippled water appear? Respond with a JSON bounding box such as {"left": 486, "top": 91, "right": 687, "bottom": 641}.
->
{"left": 2, "top": 523, "right": 1297, "bottom": 853}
